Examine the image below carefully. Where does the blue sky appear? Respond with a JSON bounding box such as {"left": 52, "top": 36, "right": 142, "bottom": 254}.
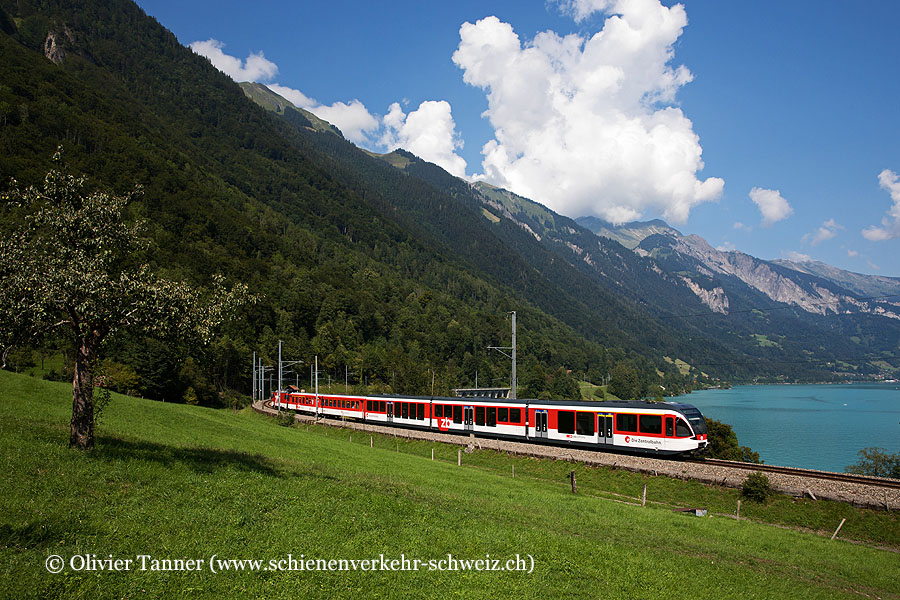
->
{"left": 136, "top": 0, "right": 900, "bottom": 276}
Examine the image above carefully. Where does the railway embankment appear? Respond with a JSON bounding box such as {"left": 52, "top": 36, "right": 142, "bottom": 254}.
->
{"left": 254, "top": 400, "right": 900, "bottom": 510}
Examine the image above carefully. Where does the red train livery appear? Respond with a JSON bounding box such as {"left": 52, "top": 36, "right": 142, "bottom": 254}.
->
{"left": 273, "top": 391, "right": 709, "bottom": 456}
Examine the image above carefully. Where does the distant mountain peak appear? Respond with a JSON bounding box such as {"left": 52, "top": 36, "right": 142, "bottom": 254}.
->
{"left": 575, "top": 215, "right": 681, "bottom": 249}
{"left": 238, "top": 82, "right": 344, "bottom": 138}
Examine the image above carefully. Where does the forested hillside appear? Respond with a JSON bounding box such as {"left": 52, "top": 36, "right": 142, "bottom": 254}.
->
{"left": 0, "top": 0, "right": 709, "bottom": 404}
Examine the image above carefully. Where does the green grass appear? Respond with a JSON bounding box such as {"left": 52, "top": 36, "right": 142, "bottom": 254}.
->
{"left": 1, "top": 370, "right": 898, "bottom": 599}
{"left": 481, "top": 207, "right": 501, "bottom": 223}
{"left": 664, "top": 356, "right": 693, "bottom": 376}
{"left": 752, "top": 334, "right": 783, "bottom": 349}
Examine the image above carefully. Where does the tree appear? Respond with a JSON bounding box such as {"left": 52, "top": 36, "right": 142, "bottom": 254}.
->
{"left": 845, "top": 447, "right": 900, "bottom": 480}
{"left": 0, "top": 152, "right": 247, "bottom": 450}
{"left": 607, "top": 362, "right": 641, "bottom": 400}
{"left": 705, "top": 418, "right": 761, "bottom": 463}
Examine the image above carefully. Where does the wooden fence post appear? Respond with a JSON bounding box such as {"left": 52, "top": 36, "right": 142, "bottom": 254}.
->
{"left": 736, "top": 499, "right": 741, "bottom": 521}
{"left": 370, "top": 436, "right": 373, "bottom": 448}
{"left": 831, "top": 518, "right": 846, "bottom": 541}
{"left": 642, "top": 484, "right": 647, "bottom": 507}
{"left": 570, "top": 470, "right": 577, "bottom": 494}
{"left": 458, "top": 448, "right": 461, "bottom": 466}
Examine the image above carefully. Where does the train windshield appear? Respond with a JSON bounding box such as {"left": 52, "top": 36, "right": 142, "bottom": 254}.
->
{"left": 680, "top": 407, "right": 707, "bottom": 435}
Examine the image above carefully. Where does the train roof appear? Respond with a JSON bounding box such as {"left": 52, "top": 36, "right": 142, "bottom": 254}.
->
{"left": 288, "top": 389, "right": 699, "bottom": 414}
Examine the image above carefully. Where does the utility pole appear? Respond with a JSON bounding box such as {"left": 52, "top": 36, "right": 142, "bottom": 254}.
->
{"left": 278, "top": 340, "right": 282, "bottom": 402}
{"left": 511, "top": 311, "right": 516, "bottom": 399}
{"left": 488, "top": 310, "right": 517, "bottom": 399}
{"left": 252, "top": 351, "right": 256, "bottom": 402}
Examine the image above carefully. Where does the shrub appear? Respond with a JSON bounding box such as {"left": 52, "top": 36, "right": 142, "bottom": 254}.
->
{"left": 741, "top": 472, "right": 773, "bottom": 503}
{"left": 276, "top": 410, "right": 295, "bottom": 427}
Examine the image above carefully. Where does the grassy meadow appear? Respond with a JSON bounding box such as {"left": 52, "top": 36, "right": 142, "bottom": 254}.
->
{"left": 1, "top": 369, "right": 898, "bottom": 599}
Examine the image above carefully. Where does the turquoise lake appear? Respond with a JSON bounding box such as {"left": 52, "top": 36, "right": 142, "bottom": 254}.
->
{"left": 684, "top": 383, "right": 900, "bottom": 472}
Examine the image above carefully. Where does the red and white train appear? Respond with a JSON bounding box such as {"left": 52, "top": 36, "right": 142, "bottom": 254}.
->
{"left": 272, "top": 390, "right": 709, "bottom": 456}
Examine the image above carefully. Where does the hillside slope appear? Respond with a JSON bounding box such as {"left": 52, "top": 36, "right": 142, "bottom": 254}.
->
{"left": 2, "top": 369, "right": 898, "bottom": 598}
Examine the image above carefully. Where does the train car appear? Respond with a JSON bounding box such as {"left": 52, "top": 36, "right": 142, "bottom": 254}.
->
{"left": 430, "top": 397, "right": 528, "bottom": 439}
{"left": 528, "top": 400, "right": 707, "bottom": 455}
{"left": 271, "top": 390, "right": 708, "bottom": 456}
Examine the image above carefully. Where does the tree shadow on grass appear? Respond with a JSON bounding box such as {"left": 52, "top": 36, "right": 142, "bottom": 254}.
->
{"left": 0, "top": 520, "right": 81, "bottom": 551}
{"left": 92, "top": 436, "right": 286, "bottom": 478}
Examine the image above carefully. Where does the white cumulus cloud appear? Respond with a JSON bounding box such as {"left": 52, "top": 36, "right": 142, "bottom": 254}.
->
{"left": 451, "top": 1, "right": 723, "bottom": 224}
{"left": 804, "top": 218, "right": 843, "bottom": 246}
{"left": 190, "top": 39, "right": 278, "bottom": 82}
{"left": 381, "top": 101, "right": 468, "bottom": 178}
{"left": 862, "top": 169, "right": 900, "bottom": 241}
{"left": 749, "top": 187, "right": 793, "bottom": 227}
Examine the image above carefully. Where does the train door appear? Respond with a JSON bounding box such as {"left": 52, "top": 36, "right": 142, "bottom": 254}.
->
{"left": 599, "top": 414, "right": 613, "bottom": 445}
{"left": 464, "top": 406, "right": 474, "bottom": 431}
{"left": 534, "top": 410, "right": 548, "bottom": 439}
{"left": 386, "top": 401, "right": 393, "bottom": 423}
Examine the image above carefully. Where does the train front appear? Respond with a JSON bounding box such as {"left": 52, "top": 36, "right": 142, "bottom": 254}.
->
{"left": 672, "top": 403, "right": 709, "bottom": 455}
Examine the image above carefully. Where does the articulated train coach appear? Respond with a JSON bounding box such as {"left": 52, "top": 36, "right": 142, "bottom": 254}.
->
{"left": 272, "top": 390, "right": 709, "bottom": 456}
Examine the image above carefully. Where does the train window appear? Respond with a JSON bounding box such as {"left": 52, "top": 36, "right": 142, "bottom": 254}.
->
{"left": 666, "top": 417, "right": 673, "bottom": 437}
{"left": 401, "top": 403, "right": 409, "bottom": 419}
{"left": 576, "top": 412, "right": 594, "bottom": 436}
{"left": 616, "top": 414, "right": 637, "bottom": 432}
{"left": 510, "top": 408, "right": 521, "bottom": 424}
{"left": 499, "top": 407, "right": 508, "bottom": 423}
{"left": 475, "top": 406, "right": 485, "bottom": 426}
{"left": 675, "top": 418, "right": 691, "bottom": 437}
{"left": 417, "top": 403, "right": 425, "bottom": 420}
{"left": 394, "top": 402, "right": 401, "bottom": 418}
{"left": 639, "top": 415, "right": 662, "bottom": 434}
{"left": 453, "top": 405, "right": 462, "bottom": 424}
{"left": 558, "top": 411, "right": 575, "bottom": 434}
{"left": 435, "top": 404, "right": 443, "bottom": 418}
{"left": 487, "top": 407, "right": 497, "bottom": 427}
{"left": 379, "top": 401, "right": 386, "bottom": 413}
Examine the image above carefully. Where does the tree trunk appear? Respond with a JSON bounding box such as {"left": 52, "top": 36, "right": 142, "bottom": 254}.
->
{"left": 70, "top": 335, "right": 100, "bottom": 450}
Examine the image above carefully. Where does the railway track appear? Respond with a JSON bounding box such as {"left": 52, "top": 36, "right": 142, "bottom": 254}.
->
{"left": 264, "top": 400, "right": 900, "bottom": 491}
{"left": 689, "top": 457, "right": 900, "bottom": 490}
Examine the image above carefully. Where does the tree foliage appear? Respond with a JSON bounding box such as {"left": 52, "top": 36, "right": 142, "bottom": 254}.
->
{"left": 845, "top": 447, "right": 900, "bottom": 480}
{"left": 705, "top": 418, "right": 761, "bottom": 463}
{"left": 0, "top": 152, "right": 247, "bottom": 448}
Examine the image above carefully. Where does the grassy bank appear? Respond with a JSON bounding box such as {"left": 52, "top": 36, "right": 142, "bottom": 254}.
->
{"left": 1, "top": 370, "right": 897, "bottom": 599}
